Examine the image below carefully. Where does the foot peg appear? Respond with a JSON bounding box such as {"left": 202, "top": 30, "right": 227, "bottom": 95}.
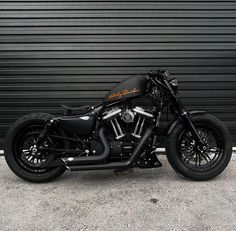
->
{"left": 135, "top": 153, "right": 162, "bottom": 168}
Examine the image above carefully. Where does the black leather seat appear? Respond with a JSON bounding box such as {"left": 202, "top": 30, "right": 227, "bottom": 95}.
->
{"left": 61, "top": 104, "right": 92, "bottom": 115}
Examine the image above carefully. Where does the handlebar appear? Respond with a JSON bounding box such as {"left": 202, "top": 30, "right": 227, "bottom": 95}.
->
{"left": 148, "top": 69, "right": 170, "bottom": 80}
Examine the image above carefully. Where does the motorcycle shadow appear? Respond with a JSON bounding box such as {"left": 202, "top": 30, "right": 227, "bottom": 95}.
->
{"left": 60, "top": 169, "right": 166, "bottom": 187}
{"left": 59, "top": 157, "right": 172, "bottom": 185}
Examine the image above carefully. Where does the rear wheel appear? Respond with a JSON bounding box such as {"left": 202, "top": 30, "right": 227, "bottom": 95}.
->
{"left": 166, "top": 114, "right": 232, "bottom": 181}
{"left": 5, "top": 113, "right": 66, "bottom": 183}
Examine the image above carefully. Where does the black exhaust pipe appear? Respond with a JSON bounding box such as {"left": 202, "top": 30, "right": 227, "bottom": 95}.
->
{"left": 61, "top": 128, "right": 110, "bottom": 166}
{"left": 67, "top": 125, "right": 154, "bottom": 171}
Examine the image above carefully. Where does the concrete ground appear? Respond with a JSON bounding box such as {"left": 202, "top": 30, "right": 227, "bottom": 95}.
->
{"left": 0, "top": 155, "right": 235, "bottom": 231}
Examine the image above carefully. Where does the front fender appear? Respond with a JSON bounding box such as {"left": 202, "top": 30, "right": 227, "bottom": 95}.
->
{"left": 166, "top": 110, "right": 207, "bottom": 136}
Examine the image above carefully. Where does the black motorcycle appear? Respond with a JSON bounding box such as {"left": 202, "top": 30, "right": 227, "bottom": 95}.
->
{"left": 4, "top": 69, "right": 232, "bottom": 183}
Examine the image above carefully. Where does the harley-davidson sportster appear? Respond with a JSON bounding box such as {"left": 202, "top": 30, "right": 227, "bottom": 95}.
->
{"left": 5, "top": 69, "right": 232, "bottom": 182}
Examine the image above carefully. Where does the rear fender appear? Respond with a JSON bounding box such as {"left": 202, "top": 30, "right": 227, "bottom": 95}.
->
{"left": 166, "top": 110, "right": 207, "bottom": 136}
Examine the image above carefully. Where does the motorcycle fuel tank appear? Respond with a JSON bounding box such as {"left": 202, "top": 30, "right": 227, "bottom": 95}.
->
{"left": 104, "top": 75, "right": 147, "bottom": 103}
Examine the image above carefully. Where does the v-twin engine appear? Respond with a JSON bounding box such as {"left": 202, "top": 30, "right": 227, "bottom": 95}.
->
{"left": 102, "top": 106, "right": 154, "bottom": 140}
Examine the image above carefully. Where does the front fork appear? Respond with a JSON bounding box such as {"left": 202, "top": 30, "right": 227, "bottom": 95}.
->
{"left": 163, "top": 77, "right": 206, "bottom": 149}
{"left": 173, "top": 96, "right": 206, "bottom": 150}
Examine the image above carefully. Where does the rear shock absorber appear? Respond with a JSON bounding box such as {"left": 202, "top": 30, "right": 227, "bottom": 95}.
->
{"left": 36, "top": 119, "right": 55, "bottom": 146}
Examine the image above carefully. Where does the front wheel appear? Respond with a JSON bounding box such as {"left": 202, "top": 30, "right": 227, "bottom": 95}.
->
{"left": 166, "top": 113, "right": 232, "bottom": 181}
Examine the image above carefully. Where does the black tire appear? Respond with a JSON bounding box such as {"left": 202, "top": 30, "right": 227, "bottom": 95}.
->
{"left": 4, "top": 113, "right": 66, "bottom": 183}
{"left": 166, "top": 113, "right": 232, "bottom": 181}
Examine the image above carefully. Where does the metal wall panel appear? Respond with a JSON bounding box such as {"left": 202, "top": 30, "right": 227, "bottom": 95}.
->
{"left": 0, "top": 0, "right": 236, "bottom": 148}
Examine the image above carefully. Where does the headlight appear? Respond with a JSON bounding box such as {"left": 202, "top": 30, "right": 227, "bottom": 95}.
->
{"left": 169, "top": 78, "right": 178, "bottom": 90}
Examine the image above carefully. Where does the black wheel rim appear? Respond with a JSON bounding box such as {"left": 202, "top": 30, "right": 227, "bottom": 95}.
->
{"left": 178, "top": 126, "right": 223, "bottom": 170}
{"left": 14, "top": 124, "right": 56, "bottom": 173}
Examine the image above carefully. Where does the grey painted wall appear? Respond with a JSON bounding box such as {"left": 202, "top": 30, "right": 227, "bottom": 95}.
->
{"left": 0, "top": 1, "right": 236, "bottom": 148}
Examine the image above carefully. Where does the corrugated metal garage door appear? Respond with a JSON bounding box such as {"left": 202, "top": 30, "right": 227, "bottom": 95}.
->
{"left": 0, "top": 1, "right": 236, "bottom": 148}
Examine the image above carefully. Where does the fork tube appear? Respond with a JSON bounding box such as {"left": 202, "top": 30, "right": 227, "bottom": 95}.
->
{"left": 164, "top": 76, "right": 205, "bottom": 147}
{"left": 173, "top": 95, "right": 205, "bottom": 146}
